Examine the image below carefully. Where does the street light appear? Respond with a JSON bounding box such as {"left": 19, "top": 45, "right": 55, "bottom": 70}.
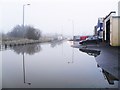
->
{"left": 22, "top": 4, "right": 31, "bottom": 85}
{"left": 71, "top": 20, "right": 74, "bottom": 40}
{"left": 23, "top": 4, "right": 30, "bottom": 28}
{"left": 68, "top": 19, "right": 74, "bottom": 40}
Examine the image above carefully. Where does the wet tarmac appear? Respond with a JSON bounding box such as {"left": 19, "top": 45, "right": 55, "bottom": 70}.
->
{"left": 95, "top": 43, "right": 120, "bottom": 79}
{"left": 72, "top": 41, "right": 120, "bottom": 85}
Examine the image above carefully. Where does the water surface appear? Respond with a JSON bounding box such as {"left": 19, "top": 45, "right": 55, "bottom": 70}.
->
{"left": 2, "top": 40, "right": 118, "bottom": 88}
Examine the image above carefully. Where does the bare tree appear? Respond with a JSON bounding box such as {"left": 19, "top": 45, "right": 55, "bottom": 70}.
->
{"left": 7, "top": 25, "right": 42, "bottom": 40}
{"left": 7, "top": 25, "right": 24, "bottom": 38}
{"left": 25, "top": 26, "right": 41, "bottom": 40}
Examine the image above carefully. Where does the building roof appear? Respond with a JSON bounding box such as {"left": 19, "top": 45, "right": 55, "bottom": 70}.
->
{"left": 104, "top": 11, "right": 116, "bottom": 20}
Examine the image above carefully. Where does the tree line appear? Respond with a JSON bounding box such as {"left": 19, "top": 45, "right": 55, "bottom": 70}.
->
{"left": 7, "top": 25, "right": 42, "bottom": 40}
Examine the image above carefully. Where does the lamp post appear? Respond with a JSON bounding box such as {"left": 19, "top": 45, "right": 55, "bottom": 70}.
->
{"left": 71, "top": 20, "right": 74, "bottom": 41}
{"left": 68, "top": 19, "right": 74, "bottom": 40}
{"left": 22, "top": 4, "right": 31, "bottom": 85}
{"left": 23, "top": 4, "right": 30, "bottom": 29}
{"left": 23, "top": 4, "right": 30, "bottom": 26}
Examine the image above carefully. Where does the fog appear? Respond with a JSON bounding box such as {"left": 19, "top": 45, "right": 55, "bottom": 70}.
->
{"left": 0, "top": 0, "right": 119, "bottom": 36}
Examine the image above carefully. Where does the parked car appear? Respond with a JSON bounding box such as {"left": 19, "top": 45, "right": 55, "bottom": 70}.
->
{"left": 86, "top": 36, "right": 98, "bottom": 40}
{"left": 79, "top": 36, "right": 102, "bottom": 45}
{"left": 80, "top": 36, "right": 88, "bottom": 41}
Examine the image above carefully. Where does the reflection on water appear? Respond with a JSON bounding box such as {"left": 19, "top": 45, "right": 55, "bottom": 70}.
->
{"left": 22, "top": 53, "right": 31, "bottom": 85}
{"left": 79, "top": 48, "right": 101, "bottom": 57}
{"left": 102, "top": 69, "right": 119, "bottom": 85}
{"left": 50, "top": 40, "right": 64, "bottom": 48}
{"left": 79, "top": 47, "right": 119, "bottom": 85}
{"left": 68, "top": 48, "right": 74, "bottom": 64}
{"left": 97, "top": 64, "right": 119, "bottom": 85}
{"left": 10, "top": 44, "right": 42, "bottom": 55}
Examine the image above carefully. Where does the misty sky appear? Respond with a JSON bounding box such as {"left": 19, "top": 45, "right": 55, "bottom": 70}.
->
{"left": 0, "top": 0, "right": 119, "bottom": 36}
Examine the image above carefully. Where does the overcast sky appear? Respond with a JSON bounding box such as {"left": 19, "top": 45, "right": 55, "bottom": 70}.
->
{"left": 0, "top": 0, "right": 119, "bottom": 36}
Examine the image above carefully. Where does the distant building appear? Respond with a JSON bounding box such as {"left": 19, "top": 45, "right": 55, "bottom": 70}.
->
{"left": 73, "top": 35, "right": 81, "bottom": 41}
{"left": 97, "top": 18, "right": 104, "bottom": 38}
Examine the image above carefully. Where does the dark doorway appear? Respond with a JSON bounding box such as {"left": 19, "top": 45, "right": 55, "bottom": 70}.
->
{"left": 106, "top": 19, "right": 110, "bottom": 43}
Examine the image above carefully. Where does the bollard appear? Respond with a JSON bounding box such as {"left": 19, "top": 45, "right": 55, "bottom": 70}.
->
{"left": 9, "top": 44, "right": 12, "bottom": 47}
{"left": 14, "top": 44, "right": 16, "bottom": 46}
{"left": 5, "top": 44, "right": 7, "bottom": 49}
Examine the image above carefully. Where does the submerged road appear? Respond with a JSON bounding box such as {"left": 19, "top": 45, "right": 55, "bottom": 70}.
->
{"left": 72, "top": 41, "right": 119, "bottom": 84}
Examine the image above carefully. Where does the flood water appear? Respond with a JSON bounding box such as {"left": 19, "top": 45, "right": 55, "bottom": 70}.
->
{"left": 1, "top": 40, "right": 118, "bottom": 88}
